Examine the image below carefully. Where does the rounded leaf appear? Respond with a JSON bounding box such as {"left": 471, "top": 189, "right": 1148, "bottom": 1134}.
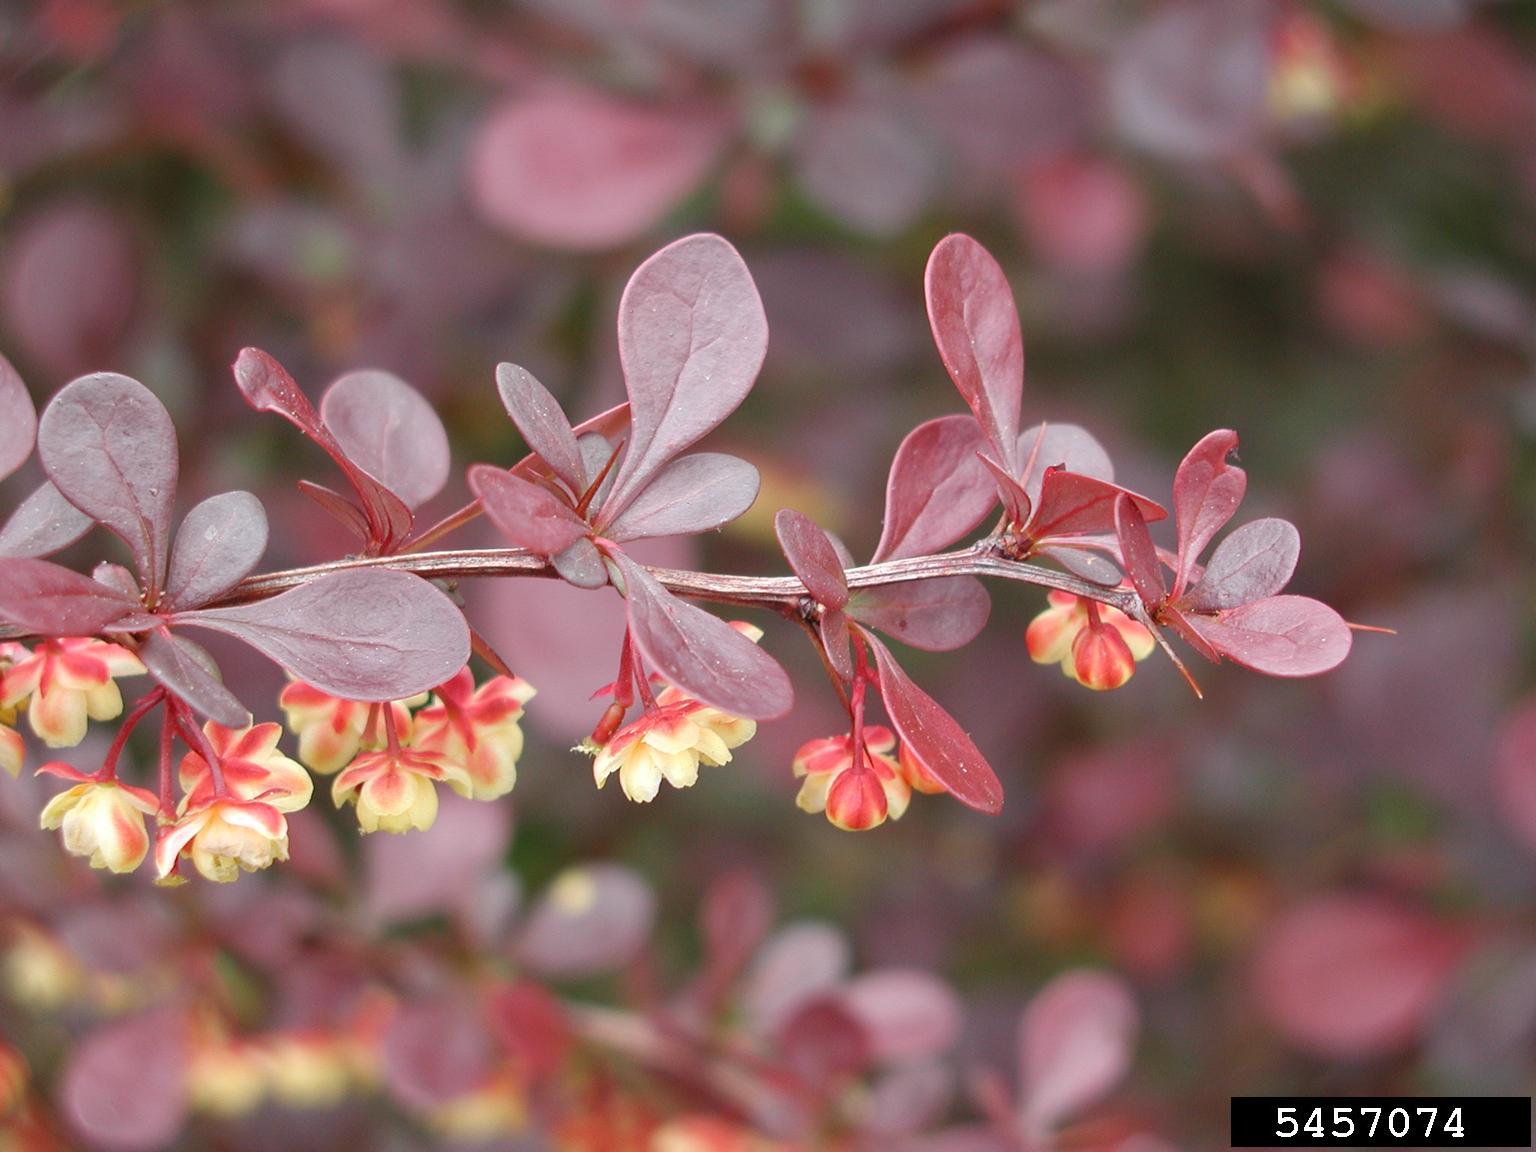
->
{"left": 874, "top": 415, "right": 995, "bottom": 563}
{"left": 1181, "top": 517, "right": 1299, "bottom": 612}
{"left": 841, "top": 969, "right": 964, "bottom": 1063}
{"left": 0, "top": 351, "right": 36, "bottom": 481}
{"left": 518, "top": 864, "right": 656, "bottom": 978}
{"left": 1018, "top": 970, "right": 1139, "bottom": 1136}
{"left": 0, "top": 480, "right": 94, "bottom": 558}
{"left": 1177, "top": 595, "right": 1352, "bottom": 677}
{"left": 165, "top": 491, "right": 268, "bottom": 610}
{"left": 59, "top": 1011, "right": 188, "bottom": 1151}
{"left": 321, "top": 369, "right": 451, "bottom": 509}
{"left": 775, "top": 509, "right": 849, "bottom": 610}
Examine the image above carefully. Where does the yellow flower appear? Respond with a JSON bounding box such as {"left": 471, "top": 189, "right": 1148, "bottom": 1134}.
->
{"left": 411, "top": 669, "right": 536, "bottom": 801}
{"left": 0, "top": 638, "right": 144, "bottom": 748}
{"left": 332, "top": 746, "right": 471, "bottom": 834}
{"left": 154, "top": 799, "right": 297, "bottom": 884}
{"left": 37, "top": 772, "right": 160, "bottom": 874}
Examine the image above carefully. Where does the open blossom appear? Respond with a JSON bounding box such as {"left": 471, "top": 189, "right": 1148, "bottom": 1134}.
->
{"left": 589, "top": 699, "right": 754, "bottom": 804}
{"left": 1026, "top": 591, "right": 1154, "bottom": 690}
{"left": 36, "top": 767, "right": 160, "bottom": 873}
{"left": 279, "top": 679, "right": 420, "bottom": 774}
{"left": 411, "top": 669, "right": 536, "bottom": 801}
{"left": 156, "top": 721, "right": 314, "bottom": 884}
{"left": 332, "top": 743, "right": 471, "bottom": 834}
{"left": 793, "top": 725, "right": 912, "bottom": 831}
{"left": 0, "top": 638, "right": 145, "bottom": 748}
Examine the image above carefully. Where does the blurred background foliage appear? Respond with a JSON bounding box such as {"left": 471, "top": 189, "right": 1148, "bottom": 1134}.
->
{"left": 0, "top": 0, "right": 1534, "bottom": 1148}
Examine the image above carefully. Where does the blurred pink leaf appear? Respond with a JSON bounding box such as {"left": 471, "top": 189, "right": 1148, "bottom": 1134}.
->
{"left": 925, "top": 234, "right": 1024, "bottom": 470}
{"left": 366, "top": 793, "right": 514, "bottom": 926}
{"left": 775, "top": 509, "right": 849, "bottom": 610}
{"left": 742, "top": 921, "right": 851, "bottom": 1037}
{"left": 777, "top": 997, "right": 871, "bottom": 1087}
{"left": 874, "top": 415, "right": 995, "bottom": 563}
{"left": 610, "top": 550, "right": 792, "bottom": 720}
{"left": 1015, "top": 155, "right": 1148, "bottom": 277}
{"left": 496, "top": 362, "right": 586, "bottom": 495}
{"left": 138, "top": 630, "right": 247, "bottom": 727}
{"left": 1109, "top": 0, "right": 1271, "bottom": 160}
{"left": 1254, "top": 895, "right": 1470, "bottom": 1058}
{"left": 1493, "top": 699, "right": 1536, "bottom": 855}
{"left": 470, "top": 87, "right": 725, "bottom": 250}
{"left": 866, "top": 632, "right": 1002, "bottom": 814}
{"left": 1018, "top": 970, "right": 1139, "bottom": 1137}
{"left": 59, "top": 1010, "right": 188, "bottom": 1151}
{"left": 1, "top": 202, "right": 139, "bottom": 378}
{"left": 38, "top": 372, "right": 178, "bottom": 593}
{"left": 381, "top": 995, "right": 497, "bottom": 1110}
{"left": 165, "top": 491, "right": 268, "bottom": 610}
{"left": 841, "top": 968, "right": 964, "bottom": 1063}
{"left": 795, "top": 97, "right": 939, "bottom": 237}
{"left": 177, "top": 569, "right": 469, "bottom": 701}
{"left": 517, "top": 863, "right": 655, "bottom": 978}
{"left": 0, "top": 480, "right": 93, "bottom": 558}
{"left": 859, "top": 1059, "right": 957, "bottom": 1136}
{"left": 0, "top": 556, "right": 137, "bottom": 635}
{"left": 469, "top": 463, "right": 589, "bottom": 555}
{"left": 850, "top": 577, "right": 990, "bottom": 653}
{"left": 605, "top": 453, "right": 760, "bottom": 542}
{"left": 0, "top": 351, "right": 35, "bottom": 481}
{"left": 601, "top": 233, "right": 769, "bottom": 522}
{"left": 321, "top": 369, "right": 451, "bottom": 509}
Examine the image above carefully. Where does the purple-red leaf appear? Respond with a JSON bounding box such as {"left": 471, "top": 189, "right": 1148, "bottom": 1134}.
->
{"left": 604, "top": 453, "right": 760, "bottom": 542}
{"left": 925, "top": 234, "right": 1024, "bottom": 470}
{"left": 820, "top": 606, "right": 855, "bottom": 682}
{"left": 1181, "top": 517, "right": 1299, "bottom": 612}
{"left": 138, "top": 630, "right": 247, "bottom": 727}
{"left": 165, "top": 491, "right": 267, "bottom": 610}
{"left": 59, "top": 1009, "right": 187, "bottom": 1152}
{"left": 850, "top": 577, "right": 990, "bottom": 652}
{"left": 775, "top": 509, "right": 849, "bottom": 610}
{"left": 874, "top": 415, "right": 995, "bottom": 562}
{"left": 609, "top": 549, "right": 792, "bottom": 720}
{"left": 841, "top": 969, "right": 964, "bottom": 1063}
{"left": 176, "top": 569, "right": 469, "bottom": 701}
{"left": 865, "top": 632, "right": 1002, "bottom": 814}
{"left": 1176, "top": 595, "right": 1352, "bottom": 677}
{"left": 1017, "top": 423, "right": 1114, "bottom": 504}
{"left": 233, "top": 348, "right": 413, "bottom": 549}
{"left": 1171, "top": 429, "right": 1246, "bottom": 597}
{"left": 0, "top": 556, "right": 137, "bottom": 635}
{"left": 321, "top": 369, "right": 451, "bottom": 509}
{"left": 510, "top": 402, "right": 631, "bottom": 485}
{"left": 496, "top": 362, "right": 585, "bottom": 495}
{"left": 600, "top": 234, "right": 769, "bottom": 522}
{"left": 0, "top": 480, "right": 93, "bottom": 558}
{"left": 1029, "top": 469, "right": 1166, "bottom": 542}
{"left": 470, "top": 88, "right": 725, "bottom": 250}
{"left": 1114, "top": 494, "right": 1166, "bottom": 608}
{"left": 551, "top": 537, "right": 609, "bottom": 589}
{"left": 1018, "top": 970, "right": 1139, "bottom": 1137}
{"left": 978, "top": 452, "right": 1032, "bottom": 526}
{"left": 469, "top": 464, "right": 589, "bottom": 555}
{"left": 518, "top": 863, "right": 656, "bottom": 978}
{"left": 296, "top": 480, "right": 370, "bottom": 541}
{"left": 0, "top": 351, "right": 35, "bottom": 481}
{"left": 37, "top": 373, "right": 177, "bottom": 593}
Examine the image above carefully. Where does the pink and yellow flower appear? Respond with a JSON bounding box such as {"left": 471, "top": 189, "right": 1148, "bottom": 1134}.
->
{"left": 589, "top": 700, "right": 753, "bottom": 804}
{"left": 332, "top": 745, "right": 471, "bottom": 834}
{"left": 36, "top": 766, "right": 160, "bottom": 874}
{"left": 792, "top": 725, "right": 911, "bottom": 831}
{"left": 411, "top": 669, "right": 536, "bottom": 801}
{"left": 278, "top": 679, "right": 420, "bottom": 774}
{"left": 1026, "top": 591, "right": 1154, "bottom": 690}
{"left": 178, "top": 721, "right": 314, "bottom": 811}
{"left": 0, "top": 637, "right": 145, "bottom": 748}
{"left": 0, "top": 643, "right": 25, "bottom": 777}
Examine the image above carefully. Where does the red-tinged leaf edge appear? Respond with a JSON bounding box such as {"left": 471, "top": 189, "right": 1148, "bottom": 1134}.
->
{"left": 873, "top": 415, "right": 996, "bottom": 563}
{"left": 0, "top": 557, "right": 138, "bottom": 635}
{"left": 1027, "top": 468, "right": 1166, "bottom": 543}
{"left": 1171, "top": 429, "right": 1247, "bottom": 598}
{"left": 233, "top": 348, "right": 413, "bottom": 551}
{"left": 924, "top": 234, "right": 1024, "bottom": 471}
{"left": 0, "top": 481, "right": 94, "bottom": 558}
{"left": 468, "top": 464, "right": 590, "bottom": 555}
{"left": 496, "top": 362, "right": 586, "bottom": 496}
{"left": 0, "top": 351, "right": 36, "bottom": 482}
{"left": 1175, "top": 595, "right": 1353, "bottom": 677}
{"left": 775, "top": 509, "right": 849, "bottom": 610}
{"left": 977, "top": 453, "right": 1030, "bottom": 527}
{"left": 1113, "top": 494, "right": 1166, "bottom": 609}
{"left": 608, "top": 549, "right": 792, "bottom": 720}
{"left": 848, "top": 576, "right": 990, "bottom": 653}
{"left": 863, "top": 631, "right": 1002, "bottom": 814}
{"left": 138, "top": 629, "right": 248, "bottom": 727}
{"left": 297, "top": 480, "right": 371, "bottom": 542}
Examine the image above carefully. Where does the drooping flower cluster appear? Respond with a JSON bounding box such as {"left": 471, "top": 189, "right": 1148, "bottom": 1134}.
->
{"left": 283, "top": 669, "right": 535, "bottom": 833}
{"left": 1026, "top": 590, "right": 1156, "bottom": 691}
{"left": 792, "top": 725, "right": 944, "bottom": 832}
{"left": 1, "top": 638, "right": 145, "bottom": 751}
